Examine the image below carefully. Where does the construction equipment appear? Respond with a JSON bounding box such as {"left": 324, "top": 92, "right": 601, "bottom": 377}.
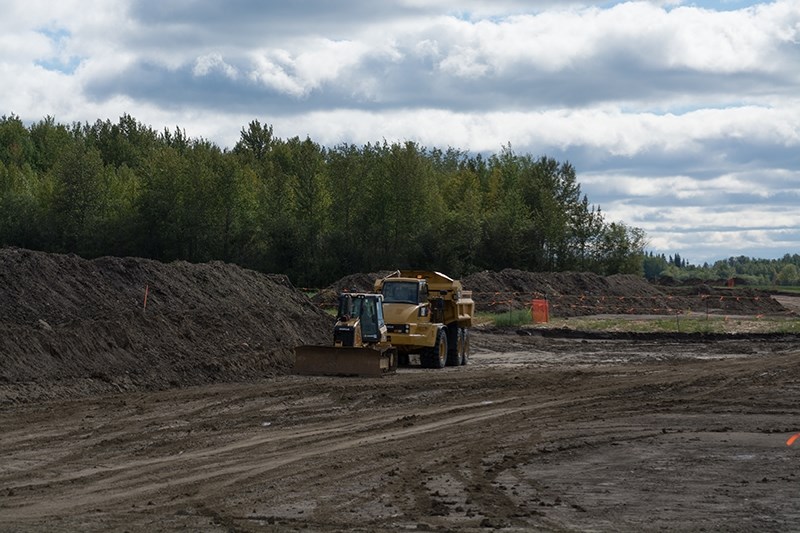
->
{"left": 294, "top": 270, "right": 473, "bottom": 375}
{"left": 294, "top": 292, "right": 397, "bottom": 377}
{"left": 376, "top": 270, "right": 474, "bottom": 368}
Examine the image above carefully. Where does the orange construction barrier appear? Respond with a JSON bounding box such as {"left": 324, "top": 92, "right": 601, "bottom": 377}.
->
{"left": 531, "top": 299, "right": 550, "bottom": 323}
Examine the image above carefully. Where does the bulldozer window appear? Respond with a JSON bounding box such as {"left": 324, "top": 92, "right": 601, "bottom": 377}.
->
{"left": 359, "top": 297, "right": 380, "bottom": 341}
{"left": 337, "top": 294, "right": 354, "bottom": 320}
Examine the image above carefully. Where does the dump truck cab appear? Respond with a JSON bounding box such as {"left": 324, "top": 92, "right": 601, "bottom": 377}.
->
{"left": 376, "top": 270, "right": 474, "bottom": 368}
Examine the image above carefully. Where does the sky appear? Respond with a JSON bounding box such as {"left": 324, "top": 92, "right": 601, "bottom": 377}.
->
{"left": 2, "top": 0, "right": 799, "bottom": 265}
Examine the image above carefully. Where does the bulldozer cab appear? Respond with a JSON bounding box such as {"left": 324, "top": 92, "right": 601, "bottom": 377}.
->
{"left": 336, "top": 293, "right": 385, "bottom": 344}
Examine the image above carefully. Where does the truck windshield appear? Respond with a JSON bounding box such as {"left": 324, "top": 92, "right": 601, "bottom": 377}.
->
{"left": 382, "top": 281, "right": 419, "bottom": 304}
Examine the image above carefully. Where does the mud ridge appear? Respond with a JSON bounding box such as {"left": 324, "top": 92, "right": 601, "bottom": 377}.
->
{"left": 0, "top": 247, "right": 333, "bottom": 404}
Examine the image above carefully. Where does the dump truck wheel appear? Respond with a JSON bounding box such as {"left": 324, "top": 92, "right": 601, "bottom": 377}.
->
{"left": 460, "top": 328, "right": 470, "bottom": 365}
{"left": 421, "top": 328, "right": 448, "bottom": 368}
{"left": 398, "top": 353, "right": 410, "bottom": 366}
{"left": 458, "top": 328, "right": 465, "bottom": 365}
{"left": 446, "top": 323, "right": 460, "bottom": 366}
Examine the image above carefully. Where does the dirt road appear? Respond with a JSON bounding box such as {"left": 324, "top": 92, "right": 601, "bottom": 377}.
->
{"left": 2, "top": 329, "right": 800, "bottom": 532}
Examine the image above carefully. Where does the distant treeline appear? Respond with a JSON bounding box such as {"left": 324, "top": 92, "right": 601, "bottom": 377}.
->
{"left": 644, "top": 252, "right": 800, "bottom": 286}
{"left": 0, "top": 114, "right": 646, "bottom": 287}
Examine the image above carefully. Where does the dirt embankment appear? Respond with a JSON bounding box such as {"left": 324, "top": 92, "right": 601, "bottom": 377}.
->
{"left": 1, "top": 254, "right": 791, "bottom": 406}
{"left": 310, "top": 270, "right": 394, "bottom": 307}
{"left": 314, "top": 268, "right": 790, "bottom": 317}
{"left": 0, "top": 248, "right": 333, "bottom": 404}
{"left": 464, "top": 269, "right": 789, "bottom": 316}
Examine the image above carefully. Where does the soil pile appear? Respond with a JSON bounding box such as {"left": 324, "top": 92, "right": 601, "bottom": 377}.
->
{"left": 0, "top": 247, "right": 333, "bottom": 403}
{"left": 463, "top": 269, "right": 787, "bottom": 316}
{"left": 311, "top": 270, "right": 394, "bottom": 308}
{"left": 314, "top": 269, "right": 789, "bottom": 317}
{"left": 464, "top": 270, "right": 665, "bottom": 315}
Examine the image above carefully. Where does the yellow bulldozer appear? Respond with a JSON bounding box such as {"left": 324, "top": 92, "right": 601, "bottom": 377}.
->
{"left": 294, "top": 292, "right": 397, "bottom": 377}
{"left": 294, "top": 270, "right": 474, "bottom": 376}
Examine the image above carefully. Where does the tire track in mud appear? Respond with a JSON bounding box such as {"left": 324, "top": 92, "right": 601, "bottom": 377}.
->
{"left": 1, "top": 398, "right": 529, "bottom": 518}
{"left": 2, "top": 335, "right": 800, "bottom": 531}
{"left": 2, "top": 386, "right": 619, "bottom": 524}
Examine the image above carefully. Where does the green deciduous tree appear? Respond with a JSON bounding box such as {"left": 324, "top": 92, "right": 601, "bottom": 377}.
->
{"left": 775, "top": 263, "right": 799, "bottom": 286}
{"left": 47, "top": 141, "right": 106, "bottom": 254}
{"left": 0, "top": 115, "right": 659, "bottom": 287}
{"left": 594, "top": 222, "right": 646, "bottom": 275}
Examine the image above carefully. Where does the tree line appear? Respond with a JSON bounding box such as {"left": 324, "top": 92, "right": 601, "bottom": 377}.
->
{"left": 643, "top": 252, "right": 800, "bottom": 286}
{"left": 0, "top": 114, "right": 646, "bottom": 287}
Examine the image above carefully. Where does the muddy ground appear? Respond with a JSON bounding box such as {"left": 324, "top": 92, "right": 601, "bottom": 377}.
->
{"left": 3, "top": 328, "right": 800, "bottom": 532}
{"left": 2, "top": 249, "right": 798, "bottom": 531}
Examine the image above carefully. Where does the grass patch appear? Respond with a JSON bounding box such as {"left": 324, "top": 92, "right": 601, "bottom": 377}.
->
{"left": 545, "top": 315, "right": 800, "bottom": 334}
{"left": 750, "top": 285, "right": 800, "bottom": 294}
{"left": 482, "top": 309, "right": 533, "bottom": 327}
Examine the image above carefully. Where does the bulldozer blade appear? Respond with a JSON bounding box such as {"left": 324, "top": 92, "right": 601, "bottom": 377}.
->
{"left": 294, "top": 345, "right": 396, "bottom": 377}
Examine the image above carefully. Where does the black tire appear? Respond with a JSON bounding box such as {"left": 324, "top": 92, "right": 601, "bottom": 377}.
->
{"left": 397, "top": 353, "right": 410, "bottom": 367}
{"left": 421, "top": 328, "right": 448, "bottom": 369}
{"left": 446, "top": 323, "right": 460, "bottom": 366}
{"left": 460, "top": 328, "right": 470, "bottom": 366}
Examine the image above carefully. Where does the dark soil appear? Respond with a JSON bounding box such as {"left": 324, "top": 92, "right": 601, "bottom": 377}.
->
{"left": 495, "top": 325, "right": 800, "bottom": 343}
{"left": 462, "top": 268, "right": 789, "bottom": 317}
{"left": 310, "top": 270, "right": 393, "bottom": 307}
{"left": 316, "top": 268, "right": 791, "bottom": 317}
{"left": 0, "top": 251, "right": 791, "bottom": 407}
{"left": 2, "top": 329, "right": 799, "bottom": 532}
{"left": 2, "top": 251, "right": 800, "bottom": 531}
{"left": 0, "top": 247, "right": 332, "bottom": 404}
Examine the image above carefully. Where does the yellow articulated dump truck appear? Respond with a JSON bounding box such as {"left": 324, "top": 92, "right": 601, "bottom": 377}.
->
{"left": 376, "top": 270, "right": 474, "bottom": 368}
{"left": 294, "top": 270, "right": 474, "bottom": 376}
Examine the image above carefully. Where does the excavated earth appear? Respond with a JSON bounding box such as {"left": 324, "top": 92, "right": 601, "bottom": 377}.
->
{"left": 2, "top": 249, "right": 800, "bottom": 532}
{"left": 0, "top": 247, "right": 332, "bottom": 404}
{"left": 313, "top": 268, "right": 789, "bottom": 317}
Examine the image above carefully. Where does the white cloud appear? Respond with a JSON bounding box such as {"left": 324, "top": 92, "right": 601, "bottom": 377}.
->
{"left": 193, "top": 53, "right": 238, "bottom": 79}
{"left": 396, "top": 1, "right": 800, "bottom": 85}
{"left": 248, "top": 39, "right": 383, "bottom": 98}
{"left": 649, "top": 227, "right": 798, "bottom": 264}
{"left": 261, "top": 103, "right": 800, "bottom": 160}
{"left": 1, "top": 0, "right": 799, "bottom": 262}
{"left": 582, "top": 168, "right": 800, "bottom": 200}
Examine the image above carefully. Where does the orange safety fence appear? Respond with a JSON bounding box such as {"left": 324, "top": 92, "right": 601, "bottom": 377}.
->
{"left": 531, "top": 299, "right": 550, "bottom": 323}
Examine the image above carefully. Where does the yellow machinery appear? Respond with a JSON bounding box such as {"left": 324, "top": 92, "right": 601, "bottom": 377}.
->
{"left": 375, "top": 270, "right": 474, "bottom": 368}
{"left": 294, "top": 270, "right": 473, "bottom": 375}
{"left": 294, "top": 293, "right": 397, "bottom": 376}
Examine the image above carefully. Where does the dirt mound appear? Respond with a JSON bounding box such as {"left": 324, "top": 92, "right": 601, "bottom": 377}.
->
{"left": 464, "top": 269, "right": 667, "bottom": 315}
{"left": 311, "top": 270, "right": 394, "bottom": 307}
{"left": 465, "top": 270, "right": 663, "bottom": 298}
{"left": 314, "top": 268, "right": 788, "bottom": 317}
{"left": 462, "top": 269, "right": 788, "bottom": 317}
{"left": 668, "top": 285, "right": 787, "bottom": 315}
{"left": 0, "top": 247, "right": 333, "bottom": 404}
